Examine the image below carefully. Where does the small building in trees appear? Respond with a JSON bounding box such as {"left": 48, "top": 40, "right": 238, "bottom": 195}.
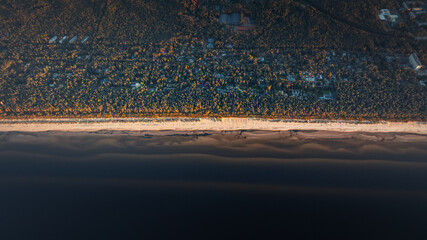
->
{"left": 219, "top": 13, "right": 241, "bottom": 25}
{"left": 207, "top": 38, "right": 215, "bottom": 49}
{"left": 378, "top": 9, "right": 399, "bottom": 24}
{"left": 59, "top": 36, "right": 67, "bottom": 44}
{"left": 81, "top": 36, "right": 90, "bottom": 43}
{"left": 292, "top": 89, "right": 301, "bottom": 97}
{"left": 409, "top": 53, "right": 423, "bottom": 70}
{"left": 69, "top": 36, "right": 78, "bottom": 43}
{"left": 100, "top": 79, "right": 110, "bottom": 85}
{"left": 402, "top": 1, "right": 424, "bottom": 12}
{"left": 319, "top": 92, "right": 334, "bottom": 100}
{"left": 131, "top": 82, "right": 141, "bottom": 89}
{"left": 49, "top": 36, "right": 58, "bottom": 43}
{"left": 219, "top": 13, "right": 255, "bottom": 32}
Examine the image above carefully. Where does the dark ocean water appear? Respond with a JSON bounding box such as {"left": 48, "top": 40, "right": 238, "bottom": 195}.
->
{"left": 0, "top": 131, "right": 427, "bottom": 240}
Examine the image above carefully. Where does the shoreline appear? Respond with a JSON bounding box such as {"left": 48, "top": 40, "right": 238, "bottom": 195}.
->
{"left": 0, "top": 117, "right": 426, "bottom": 133}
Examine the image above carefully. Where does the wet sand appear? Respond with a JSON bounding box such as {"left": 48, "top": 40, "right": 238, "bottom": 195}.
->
{"left": 1, "top": 130, "right": 426, "bottom": 161}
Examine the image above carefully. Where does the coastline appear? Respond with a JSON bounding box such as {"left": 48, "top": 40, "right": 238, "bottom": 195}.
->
{"left": 0, "top": 117, "right": 426, "bottom": 134}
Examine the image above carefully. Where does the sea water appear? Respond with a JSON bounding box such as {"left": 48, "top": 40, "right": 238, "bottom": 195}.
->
{"left": 1, "top": 131, "right": 426, "bottom": 239}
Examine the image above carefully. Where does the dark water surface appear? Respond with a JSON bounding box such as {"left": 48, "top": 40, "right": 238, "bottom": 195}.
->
{"left": 1, "top": 131, "right": 427, "bottom": 239}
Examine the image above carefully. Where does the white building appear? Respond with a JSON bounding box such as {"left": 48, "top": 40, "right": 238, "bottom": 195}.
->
{"left": 69, "top": 36, "right": 78, "bottom": 44}
{"left": 379, "top": 9, "right": 390, "bottom": 20}
{"left": 131, "top": 82, "right": 141, "bottom": 89}
{"left": 219, "top": 13, "right": 241, "bottom": 25}
{"left": 59, "top": 36, "right": 67, "bottom": 44}
{"left": 303, "top": 72, "right": 315, "bottom": 82}
{"left": 49, "top": 36, "right": 58, "bottom": 43}
{"left": 403, "top": 1, "right": 424, "bottom": 12}
{"left": 378, "top": 9, "right": 399, "bottom": 23}
{"left": 409, "top": 53, "right": 423, "bottom": 70}
{"left": 292, "top": 89, "right": 301, "bottom": 97}
{"left": 319, "top": 92, "right": 334, "bottom": 100}
{"left": 81, "top": 36, "right": 89, "bottom": 43}
{"left": 305, "top": 76, "right": 315, "bottom": 82}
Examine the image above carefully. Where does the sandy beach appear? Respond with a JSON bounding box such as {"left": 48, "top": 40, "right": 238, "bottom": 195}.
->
{"left": 0, "top": 117, "right": 426, "bottom": 133}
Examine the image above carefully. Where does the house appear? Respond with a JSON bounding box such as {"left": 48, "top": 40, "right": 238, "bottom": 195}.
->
{"left": 292, "top": 89, "right": 301, "bottom": 97}
{"left": 319, "top": 92, "right": 334, "bottom": 100}
{"left": 49, "top": 36, "right": 58, "bottom": 43}
{"left": 403, "top": 1, "right": 424, "bottom": 12}
{"left": 278, "top": 90, "right": 286, "bottom": 96}
{"left": 217, "top": 88, "right": 230, "bottom": 94}
{"left": 131, "top": 82, "right": 140, "bottom": 89}
{"left": 378, "top": 9, "right": 399, "bottom": 24}
{"left": 409, "top": 53, "right": 423, "bottom": 70}
{"left": 303, "top": 72, "right": 315, "bottom": 82}
{"left": 219, "top": 13, "right": 255, "bottom": 32}
{"left": 219, "top": 14, "right": 228, "bottom": 24}
{"left": 207, "top": 38, "right": 214, "bottom": 49}
{"left": 214, "top": 5, "right": 221, "bottom": 12}
{"left": 214, "top": 73, "right": 224, "bottom": 79}
{"left": 69, "top": 36, "right": 78, "bottom": 43}
{"left": 59, "top": 36, "right": 67, "bottom": 44}
{"left": 416, "top": 20, "right": 427, "bottom": 26}
{"left": 81, "top": 36, "right": 89, "bottom": 43}
{"left": 378, "top": 9, "right": 390, "bottom": 21}
{"left": 226, "top": 85, "right": 241, "bottom": 92}
{"left": 236, "top": 16, "right": 255, "bottom": 32}
{"left": 305, "top": 77, "right": 315, "bottom": 82}
{"left": 219, "top": 13, "right": 241, "bottom": 25}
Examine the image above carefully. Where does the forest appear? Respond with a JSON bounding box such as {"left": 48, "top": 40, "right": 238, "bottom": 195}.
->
{"left": 0, "top": 0, "right": 426, "bottom": 120}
